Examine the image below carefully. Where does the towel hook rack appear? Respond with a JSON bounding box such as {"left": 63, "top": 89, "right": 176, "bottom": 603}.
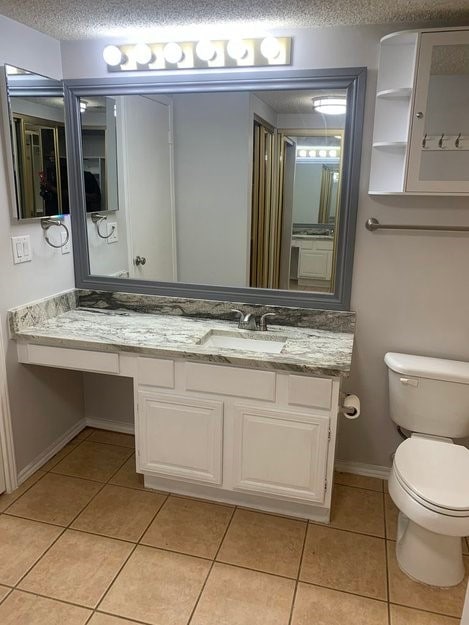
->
{"left": 366, "top": 218, "right": 469, "bottom": 233}
{"left": 91, "top": 212, "right": 116, "bottom": 239}
{"left": 41, "top": 218, "right": 70, "bottom": 248}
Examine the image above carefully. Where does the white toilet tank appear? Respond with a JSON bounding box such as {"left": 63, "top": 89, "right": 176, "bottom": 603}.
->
{"left": 385, "top": 352, "right": 469, "bottom": 438}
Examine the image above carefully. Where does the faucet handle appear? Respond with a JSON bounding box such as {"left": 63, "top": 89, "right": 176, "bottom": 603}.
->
{"left": 231, "top": 309, "right": 244, "bottom": 322}
{"left": 259, "top": 312, "right": 276, "bottom": 331}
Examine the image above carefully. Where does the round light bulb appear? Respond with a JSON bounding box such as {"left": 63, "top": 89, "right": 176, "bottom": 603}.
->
{"left": 308, "top": 150, "right": 316, "bottom": 157}
{"left": 103, "top": 45, "right": 124, "bottom": 67}
{"left": 260, "top": 36, "right": 281, "bottom": 60}
{"left": 134, "top": 43, "right": 153, "bottom": 65}
{"left": 298, "top": 149, "right": 307, "bottom": 158}
{"left": 163, "top": 42, "right": 184, "bottom": 64}
{"left": 313, "top": 97, "right": 347, "bottom": 115}
{"left": 329, "top": 149, "right": 337, "bottom": 158}
{"left": 195, "top": 40, "right": 216, "bottom": 62}
{"left": 80, "top": 100, "right": 88, "bottom": 113}
{"left": 319, "top": 149, "right": 327, "bottom": 158}
{"left": 226, "top": 39, "right": 248, "bottom": 60}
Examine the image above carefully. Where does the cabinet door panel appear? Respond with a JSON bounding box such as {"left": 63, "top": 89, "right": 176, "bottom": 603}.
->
{"left": 298, "top": 250, "right": 329, "bottom": 279}
{"left": 407, "top": 31, "right": 469, "bottom": 193}
{"left": 232, "top": 405, "right": 329, "bottom": 503}
{"left": 138, "top": 391, "right": 223, "bottom": 484}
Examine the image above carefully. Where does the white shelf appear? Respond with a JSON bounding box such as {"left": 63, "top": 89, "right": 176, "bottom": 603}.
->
{"left": 373, "top": 141, "right": 407, "bottom": 149}
{"left": 376, "top": 88, "right": 412, "bottom": 99}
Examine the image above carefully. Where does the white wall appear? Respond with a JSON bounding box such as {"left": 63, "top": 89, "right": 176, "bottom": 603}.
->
{"left": 0, "top": 15, "right": 84, "bottom": 475}
{"left": 61, "top": 23, "right": 469, "bottom": 469}
{"left": 173, "top": 91, "right": 252, "bottom": 286}
{"left": 292, "top": 162, "right": 322, "bottom": 223}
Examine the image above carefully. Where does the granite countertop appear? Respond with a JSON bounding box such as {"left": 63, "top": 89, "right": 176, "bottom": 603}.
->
{"left": 291, "top": 234, "right": 334, "bottom": 241}
{"left": 12, "top": 306, "right": 354, "bottom": 377}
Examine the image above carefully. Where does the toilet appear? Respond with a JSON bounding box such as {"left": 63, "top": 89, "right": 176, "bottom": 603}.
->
{"left": 385, "top": 352, "right": 469, "bottom": 587}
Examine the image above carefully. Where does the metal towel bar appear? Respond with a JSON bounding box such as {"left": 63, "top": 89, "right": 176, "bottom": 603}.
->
{"left": 366, "top": 218, "right": 469, "bottom": 233}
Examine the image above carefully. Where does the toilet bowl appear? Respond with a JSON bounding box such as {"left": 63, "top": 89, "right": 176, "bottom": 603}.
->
{"left": 385, "top": 352, "right": 469, "bottom": 587}
{"left": 389, "top": 434, "right": 469, "bottom": 586}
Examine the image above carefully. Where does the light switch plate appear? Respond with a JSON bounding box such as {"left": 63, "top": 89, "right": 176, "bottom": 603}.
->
{"left": 107, "top": 222, "right": 118, "bottom": 244}
{"left": 11, "top": 235, "right": 32, "bottom": 264}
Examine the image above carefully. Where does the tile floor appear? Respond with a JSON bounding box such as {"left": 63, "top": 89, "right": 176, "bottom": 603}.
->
{"left": 0, "top": 428, "right": 467, "bottom": 624}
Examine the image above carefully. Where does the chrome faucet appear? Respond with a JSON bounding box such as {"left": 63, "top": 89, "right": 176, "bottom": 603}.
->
{"left": 231, "top": 309, "right": 277, "bottom": 331}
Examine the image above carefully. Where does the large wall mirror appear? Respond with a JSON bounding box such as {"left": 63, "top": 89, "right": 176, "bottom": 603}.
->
{"left": 0, "top": 65, "right": 68, "bottom": 220}
{"left": 65, "top": 69, "right": 366, "bottom": 309}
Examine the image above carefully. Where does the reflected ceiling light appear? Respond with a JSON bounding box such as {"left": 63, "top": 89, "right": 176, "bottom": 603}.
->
{"left": 329, "top": 149, "right": 338, "bottom": 158}
{"left": 318, "top": 149, "right": 327, "bottom": 158}
{"left": 163, "top": 42, "right": 184, "bottom": 64}
{"left": 196, "top": 40, "right": 217, "bottom": 62}
{"left": 80, "top": 100, "right": 88, "bottom": 114}
{"left": 103, "top": 45, "right": 125, "bottom": 66}
{"left": 313, "top": 96, "right": 347, "bottom": 115}
{"left": 308, "top": 150, "right": 316, "bottom": 157}
{"left": 134, "top": 43, "right": 153, "bottom": 65}
{"left": 260, "top": 36, "right": 281, "bottom": 60}
{"left": 298, "top": 149, "right": 307, "bottom": 157}
{"left": 226, "top": 38, "right": 248, "bottom": 60}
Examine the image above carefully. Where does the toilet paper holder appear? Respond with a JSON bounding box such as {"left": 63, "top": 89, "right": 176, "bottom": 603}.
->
{"left": 341, "top": 393, "right": 361, "bottom": 419}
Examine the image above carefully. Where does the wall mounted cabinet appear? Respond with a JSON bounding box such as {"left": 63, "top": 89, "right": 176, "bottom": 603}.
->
{"left": 369, "top": 27, "right": 469, "bottom": 195}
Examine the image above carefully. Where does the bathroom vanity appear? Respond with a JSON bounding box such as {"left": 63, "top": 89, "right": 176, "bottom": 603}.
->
{"left": 9, "top": 290, "right": 355, "bottom": 522}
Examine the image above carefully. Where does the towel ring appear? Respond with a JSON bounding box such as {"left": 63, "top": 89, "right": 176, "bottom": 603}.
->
{"left": 91, "top": 212, "right": 116, "bottom": 239}
{"left": 41, "top": 218, "right": 70, "bottom": 249}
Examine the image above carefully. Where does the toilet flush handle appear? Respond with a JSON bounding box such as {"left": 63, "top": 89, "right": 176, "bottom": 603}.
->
{"left": 400, "top": 377, "right": 419, "bottom": 387}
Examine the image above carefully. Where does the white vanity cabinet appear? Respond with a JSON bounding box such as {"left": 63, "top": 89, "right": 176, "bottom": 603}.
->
{"left": 134, "top": 357, "right": 340, "bottom": 521}
{"left": 292, "top": 238, "right": 334, "bottom": 283}
{"left": 369, "top": 27, "right": 469, "bottom": 195}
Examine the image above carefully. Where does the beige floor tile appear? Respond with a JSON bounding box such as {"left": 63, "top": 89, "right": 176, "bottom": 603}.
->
{"left": 88, "top": 430, "right": 135, "bottom": 449}
{"left": 19, "top": 529, "right": 133, "bottom": 608}
{"left": 74, "top": 427, "right": 96, "bottom": 441}
{"left": 330, "top": 484, "right": 385, "bottom": 537}
{"left": 0, "top": 515, "right": 62, "bottom": 585}
{"left": 217, "top": 508, "right": 306, "bottom": 578}
{"left": 300, "top": 524, "right": 387, "bottom": 600}
{"left": 291, "top": 582, "right": 389, "bottom": 625}
{"left": 0, "top": 470, "right": 46, "bottom": 513}
{"left": 335, "top": 471, "right": 384, "bottom": 492}
{"left": 387, "top": 542, "right": 468, "bottom": 618}
{"left": 109, "top": 454, "right": 145, "bottom": 490}
{"left": 51, "top": 441, "right": 133, "bottom": 482}
{"left": 141, "top": 495, "right": 233, "bottom": 558}
{"left": 0, "top": 585, "right": 11, "bottom": 602}
{"left": 41, "top": 441, "right": 80, "bottom": 471}
{"left": 0, "top": 590, "right": 91, "bottom": 625}
{"left": 6, "top": 473, "right": 101, "bottom": 526}
{"left": 191, "top": 562, "right": 295, "bottom": 625}
{"left": 90, "top": 614, "right": 145, "bottom": 625}
{"left": 100, "top": 545, "right": 211, "bottom": 625}
{"left": 72, "top": 484, "right": 166, "bottom": 541}
{"left": 390, "top": 604, "right": 460, "bottom": 624}
{"left": 385, "top": 494, "right": 399, "bottom": 540}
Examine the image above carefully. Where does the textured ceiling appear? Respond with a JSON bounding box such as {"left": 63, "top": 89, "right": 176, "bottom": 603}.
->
{"left": 254, "top": 89, "right": 346, "bottom": 114}
{"left": 0, "top": 0, "right": 469, "bottom": 40}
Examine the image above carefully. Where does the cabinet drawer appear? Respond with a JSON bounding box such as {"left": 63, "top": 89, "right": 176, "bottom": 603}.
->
{"left": 185, "top": 363, "right": 276, "bottom": 401}
{"left": 288, "top": 375, "right": 332, "bottom": 410}
{"left": 19, "top": 343, "right": 119, "bottom": 374}
{"left": 137, "top": 357, "right": 174, "bottom": 388}
{"left": 232, "top": 404, "right": 329, "bottom": 503}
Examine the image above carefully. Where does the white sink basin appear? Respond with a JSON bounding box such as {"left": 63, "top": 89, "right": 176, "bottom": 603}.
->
{"left": 198, "top": 330, "right": 287, "bottom": 354}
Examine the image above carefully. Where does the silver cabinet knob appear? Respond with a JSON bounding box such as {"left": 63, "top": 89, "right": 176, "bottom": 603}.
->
{"left": 416, "top": 112, "right": 424, "bottom": 119}
{"left": 135, "top": 256, "right": 146, "bottom": 266}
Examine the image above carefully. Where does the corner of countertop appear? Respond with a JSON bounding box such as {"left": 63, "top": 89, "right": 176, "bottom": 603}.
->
{"left": 8, "top": 289, "right": 78, "bottom": 338}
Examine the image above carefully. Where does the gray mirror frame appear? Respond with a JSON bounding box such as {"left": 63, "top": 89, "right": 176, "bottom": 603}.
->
{"left": 63, "top": 67, "right": 366, "bottom": 310}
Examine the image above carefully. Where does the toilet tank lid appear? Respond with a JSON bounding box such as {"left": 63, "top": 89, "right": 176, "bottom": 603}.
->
{"left": 385, "top": 352, "right": 469, "bottom": 384}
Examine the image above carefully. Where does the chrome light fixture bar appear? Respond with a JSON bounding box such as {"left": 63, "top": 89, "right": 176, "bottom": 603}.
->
{"left": 102, "top": 37, "right": 292, "bottom": 71}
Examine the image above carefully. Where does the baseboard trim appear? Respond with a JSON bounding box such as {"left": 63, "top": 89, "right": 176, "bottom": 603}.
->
{"left": 85, "top": 417, "right": 134, "bottom": 435}
{"left": 335, "top": 460, "right": 391, "bottom": 480}
{"left": 17, "top": 418, "right": 87, "bottom": 485}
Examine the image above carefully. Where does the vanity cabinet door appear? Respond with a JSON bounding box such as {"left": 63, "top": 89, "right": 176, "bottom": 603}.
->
{"left": 406, "top": 30, "right": 469, "bottom": 193}
{"left": 298, "top": 248, "right": 332, "bottom": 280}
{"left": 137, "top": 390, "right": 223, "bottom": 485}
{"left": 232, "top": 405, "right": 330, "bottom": 503}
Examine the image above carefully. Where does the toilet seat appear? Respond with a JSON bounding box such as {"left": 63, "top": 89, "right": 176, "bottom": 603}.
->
{"left": 394, "top": 436, "right": 469, "bottom": 516}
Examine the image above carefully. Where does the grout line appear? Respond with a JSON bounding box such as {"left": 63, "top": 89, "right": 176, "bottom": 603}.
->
{"left": 333, "top": 480, "right": 385, "bottom": 494}
{"left": 9, "top": 586, "right": 99, "bottom": 613}
{"left": 383, "top": 490, "right": 391, "bottom": 625}
{"left": 186, "top": 505, "right": 237, "bottom": 625}
{"left": 287, "top": 517, "right": 309, "bottom": 625}
{"left": 309, "top": 519, "right": 386, "bottom": 541}
{"left": 0, "top": 471, "right": 48, "bottom": 514}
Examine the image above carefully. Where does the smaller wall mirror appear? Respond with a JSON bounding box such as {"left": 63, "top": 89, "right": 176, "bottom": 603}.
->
{"left": 0, "top": 65, "right": 67, "bottom": 220}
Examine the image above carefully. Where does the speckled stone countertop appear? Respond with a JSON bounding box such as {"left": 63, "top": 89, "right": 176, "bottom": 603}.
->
{"left": 9, "top": 290, "right": 355, "bottom": 377}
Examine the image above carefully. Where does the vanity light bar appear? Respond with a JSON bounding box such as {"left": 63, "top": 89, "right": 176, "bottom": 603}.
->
{"left": 102, "top": 37, "right": 292, "bottom": 72}
{"left": 296, "top": 147, "right": 341, "bottom": 159}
